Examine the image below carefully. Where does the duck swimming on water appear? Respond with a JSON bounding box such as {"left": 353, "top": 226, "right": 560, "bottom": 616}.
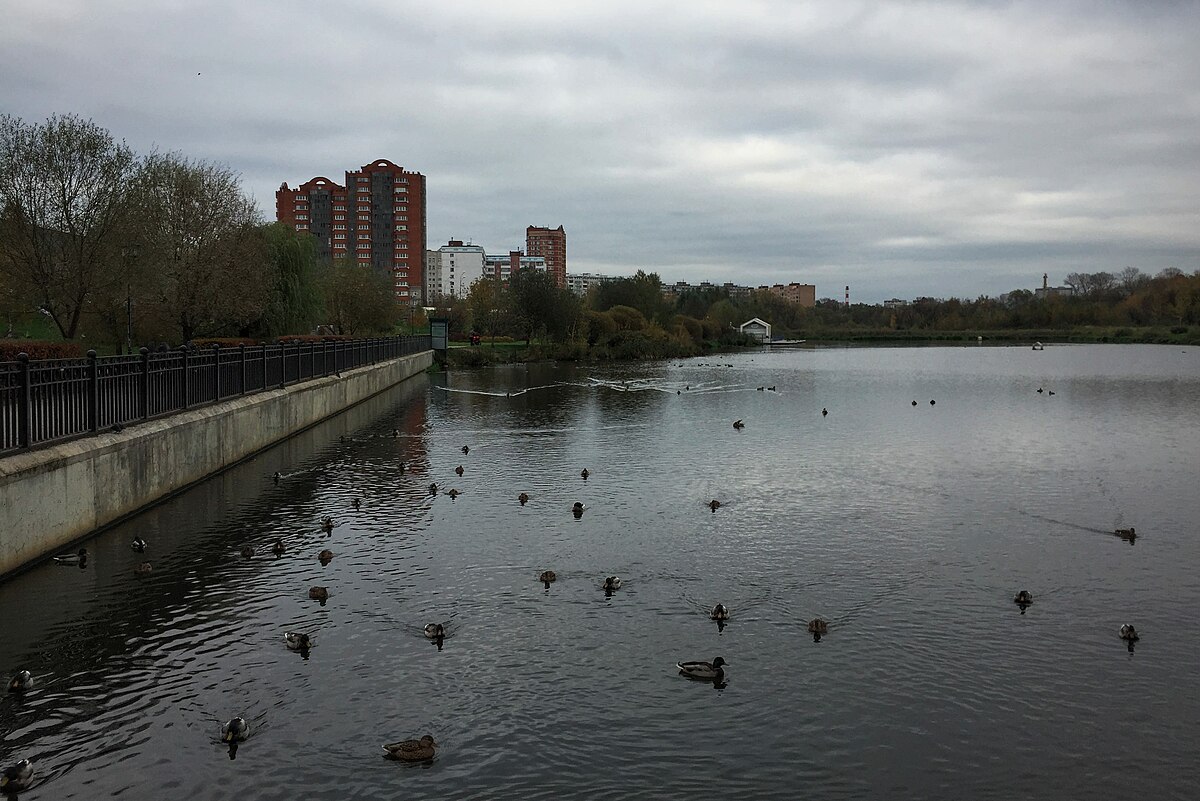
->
{"left": 603, "top": 576, "right": 622, "bottom": 593}
{"left": 424, "top": 623, "right": 446, "bottom": 639}
{"left": 539, "top": 570, "right": 557, "bottom": 589}
{"left": 677, "top": 656, "right": 726, "bottom": 680}
{"left": 1119, "top": 624, "right": 1139, "bottom": 641}
{"left": 710, "top": 604, "right": 730, "bottom": 621}
{"left": 518, "top": 493, "right": 530, "bottom": 505}
{"left": 221, "top": 717, "right": 249, "bottom": 743}
{"left": 1014, "top": 590, "right": 1033, "bottom": 606}
{"left": 52, "top": 547, "right": 87, "bottom": 565}
{"left": 383, "top": 735, "right": 438, "bottom": 762}
{"left": 580, "top": 468, "right": 590, "bottom": 480}
{"left": 131, "top": 537, "right": 147, "bottom": 552}
{"left": 284, "top": 632, "right": 312, "bottom": 651}
{"left": 709, "top": 499, "right": 721, "bottom": 511}
{"left": 1, "top": 759, "right": 34, "bottom": 792}
{"left": 732, "top": 419, "right": 745, "bottom": 429}
{"left": 455, "top": 465, "right": 464, "bottom": 477}
{"left": 7, "top": 670, "right": 32, "bottom": 693}
{"left": 309, "top": 586, "right": 329, "bottom": 602}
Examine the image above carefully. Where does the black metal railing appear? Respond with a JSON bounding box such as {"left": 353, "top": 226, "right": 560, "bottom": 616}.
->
{"left": 0, "top": 336, "right": 431, "bottom": 456}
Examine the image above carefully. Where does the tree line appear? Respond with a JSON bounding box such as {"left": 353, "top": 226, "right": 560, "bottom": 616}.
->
{"left": 0, "top": 113, "right": 399, "bottom": 349}
{"left": 438, "top": 263, "right": 1200, "bottom": 357}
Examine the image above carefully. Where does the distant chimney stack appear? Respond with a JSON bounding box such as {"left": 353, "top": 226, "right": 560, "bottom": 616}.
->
{"left": 1043, "top": 273, "right": 1048, "bottom": 290}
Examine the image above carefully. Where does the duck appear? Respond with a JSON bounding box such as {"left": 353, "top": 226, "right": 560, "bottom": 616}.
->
{"left": 272, "top": 471, "right": 282, "bottom": 484}
{"left": 134, "top": 561, "right": 153, "bottom": 575}
{"left": 756, "top": 386, "right": 764, "bottom": 391}
{"left": 1114, "top": 527, "right": 1136, "bottom": 539}
{"left": 539, "top": 570, "right": 557, "bottom": 589}
{"left": 221, "top": 717, "right": 249, "bottom": 743}
{"left": 822, "top": 407, "right": 828, "bottom": 417}
{"left": 447, "top": 488, "right": 460, "bottom": 499}
{"left": 7, "top": 670, "right": 32, "bottom": 693}
{"left": 284, "top": 632, "right": 312, "bottom": 651}
{"left": 732, "top": 419, "right": 744, "bottom": 429}
{"left": 1048, "top": 390, "right": 1055, "bottom": 396}
{"left": 428, "top": 483, "right": 438, "bottom": 496}
{"left": 318, "top": 549, "right": 334, "bottom": 564}
{"left": 308, "top": 586, "right": 329, "bottom": 602}
{"left": 929, "top": 399, "right": 936, "bottom": 406}
{"left": 709, "top": 499, "right": 721, "bottom": 511}
{"left": 911, "top": 400, "right": 917, "bottom": 406}
{"left": 808, "top": 618, "right": 829, "bottom": 635}
{"left": 572, "top": 502, "right": 585, "bottom": 513}
{"left": 461, "top": 445, "right": 470, "bottom": 454}
{"left": 392, "top": 429, "right": 400, "bottom": 437}
{"left": 580, "top": 468, "right": 590, "bottom": 480}
{"left": 1037, "top": 387, "right": 1044, "bottom": 394}
{"left": 603, "top": 576, "right": 622, "bottom": 592}
{"left": 383, "top": 734, "right": 438, "bottom": 762}
{"left": 767, "top": 386, "right": 776, "bottom": 391}
{"left": 131, "top": 536, "right": 148, "bottom": 552}
{"left": 321, "top": 517, "right": 334, "bottom": 532}
{"left": 52, "top": 547, "right": 88, "bottom": 565}
{"left": 240, "top": 546, "right": 255, "bottom": 558}
{"left": 1014, "top": 590, "right": 1033, "bottom": 605}
{"left": 272, "top": 538, "right": 286, "bottom": 556}
{"left": 677, "top": 656, "right": 726, "bottom": 680}
{"left": 710, "top": 604, "right": 730, "bottom": 621}
{"left": 518, "top": 492, "right": 530, "bottom": 505}
{"left": 424, "top": 623, "right": 446, "bottom": 639}
{"left": 1119, "top": 624, "right": 1139, "bottom": 641}
{"left": 455, "top": 465, "right": 464, "bottom": 477}
{"left": 1, "top": 759, "right": 34, "bottom": 792}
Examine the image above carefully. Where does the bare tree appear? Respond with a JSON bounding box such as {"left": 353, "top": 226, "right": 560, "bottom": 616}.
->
{"left": 1117, "top": 266, "right": 1147, "bottom": 296}
{"left": 0, "top": 114, "right": 139, "bottom": 339}
{"left": 321, "top": 259, "right": 398, "bottom": 335}
{"left": 132, "top": 153, "right": 269, "bottom": 342}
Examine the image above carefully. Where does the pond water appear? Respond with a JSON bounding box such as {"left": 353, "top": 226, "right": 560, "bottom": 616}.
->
{"left": 2, "top": 344, "right": 1199, "bottom": 800}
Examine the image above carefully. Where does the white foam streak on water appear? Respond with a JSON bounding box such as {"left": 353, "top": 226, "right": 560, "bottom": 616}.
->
{"left": 1, "top": 345, "right": 1199, "bottom": 800}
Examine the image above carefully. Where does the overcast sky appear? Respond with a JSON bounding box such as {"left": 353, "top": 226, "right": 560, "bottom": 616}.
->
{"left": 3, "top": 1, "right": 1198, "bottom": 301}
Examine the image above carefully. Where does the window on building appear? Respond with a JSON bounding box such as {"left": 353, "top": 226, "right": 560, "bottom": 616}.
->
{"left": 358, "top": 233, "right": 370, "bottom": 240}
{"left": 334, "top": 214, "right": 345, "bottom": 220}
{"left": 396, "top": 225, "right": 407, "bottom": 230}
{"left": 333, "top": 205, "right": 345, "bottom": 211}
{"left": 396, "top": 215, "right": 407, "bottom": 221}
{"left": 334, "top": 224, "right": 346, "bottom": 230}
{"left": 334, "top": 233, "right": 346, "bottom": 240}
{"left": 359, "top": 215, "right": 369, "bottom": 221}
{"left": 296, "top": 223, "right": 308, "bottom": 229}
{"left": 295, "top": 214, "right": 307, "bottom": 220}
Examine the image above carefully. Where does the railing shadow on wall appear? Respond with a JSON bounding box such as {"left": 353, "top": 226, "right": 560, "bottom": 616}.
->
{"left": 0, "top": 336, "right": 432, "bottom": 456}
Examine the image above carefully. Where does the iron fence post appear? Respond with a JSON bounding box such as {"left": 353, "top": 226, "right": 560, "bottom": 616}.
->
{"left": 140, "top": 348, "right": 150, "bottom": 419}
{"left": 16, "top": 352, "right": 31, "bottom": 448}
{"left": 239, "top": 344, "right": 247, "bottom": 395}
{"left": 279, "top": 344, "right": 286, "bottom": 389}
{"left": 180, "top": 345, "right": 190, "bottom": 410}
{"left": 213, "top": 343, "right": 222, "bottom": 400}
{"left": 87, "top": 349, "right": 99, "bottom": 433}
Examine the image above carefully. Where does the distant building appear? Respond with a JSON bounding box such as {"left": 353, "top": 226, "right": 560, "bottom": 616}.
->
{"left": 566, "top": 272, "right": 620, "bottom": 296}
{"left": 276, "top": 158, "right": 427, "bottom": 304}
{"left": 484, "top": 251, "right": 546, "bottom": 283}
{"left": 761, "top": 283, "right": 816, "bottom": 307}
{"left": 430, "top": 240, "right": 485, "bottom": 299}
{"left": 526, "top": 225, "right": 567, "bottom": 288}
{"left": 883, "top": 298, "right": 909, "bottom": 309}
{"left": 739, "top": 317, "right": 772, "bottom": 343}
{"left": 1034, "top": 273, "right": 1075, "bottom": 299}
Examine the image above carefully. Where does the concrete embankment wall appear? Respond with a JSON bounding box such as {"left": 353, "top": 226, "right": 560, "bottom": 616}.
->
{"left": 0, "top": 350, "right": 432, "bottom": 577}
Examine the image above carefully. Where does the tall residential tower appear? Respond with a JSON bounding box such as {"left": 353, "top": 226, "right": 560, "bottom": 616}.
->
{"left": 525, "top": 225, "right": 566, "bottom": 288}
{"left": 276, "top": 158, "right": 427, "bottom": 305}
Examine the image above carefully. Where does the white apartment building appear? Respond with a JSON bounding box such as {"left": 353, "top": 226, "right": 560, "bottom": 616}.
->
{"left": 428, "top": 240, "right": 486, "bottom": 299}
{"left": 566, "top": 272, "right": 619, "bottom": 296}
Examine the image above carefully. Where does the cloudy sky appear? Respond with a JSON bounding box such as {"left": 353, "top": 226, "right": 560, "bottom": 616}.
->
{"left": 3, "top": 1, "right": 1198, "bottom": 301}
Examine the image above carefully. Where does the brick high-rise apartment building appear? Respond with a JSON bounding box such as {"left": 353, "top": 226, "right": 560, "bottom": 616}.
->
{"left": 525, "top": 225, "right": 566, "bottom": 288}
{"left": 276, "top": 159, "right": 426, "bottom": 305}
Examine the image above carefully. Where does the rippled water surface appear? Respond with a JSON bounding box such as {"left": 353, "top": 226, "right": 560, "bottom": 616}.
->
{"left": 3, "top": 344, "right": 1199, "bottom": 800}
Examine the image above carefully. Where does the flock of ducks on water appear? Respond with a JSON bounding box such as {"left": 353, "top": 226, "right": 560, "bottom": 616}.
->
{"left": 6, "top": 393, "right": 1144, "bottom": 787}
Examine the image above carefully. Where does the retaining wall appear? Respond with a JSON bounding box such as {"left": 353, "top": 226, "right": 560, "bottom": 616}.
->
{"left": 0, "top": 350, "right": 432, "bottom": 577}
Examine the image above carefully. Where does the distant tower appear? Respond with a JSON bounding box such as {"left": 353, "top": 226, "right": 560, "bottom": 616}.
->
{"left": 526, "top": 225, "right": 567, "bottom": 288}
{"left": 845, "top": 285, "right": 850, "bottom": 307}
